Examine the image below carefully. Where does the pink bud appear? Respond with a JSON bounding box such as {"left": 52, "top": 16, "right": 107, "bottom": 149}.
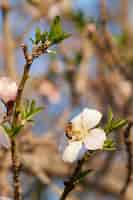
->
{"left": 87, "top": 23, "right": 96, "bottom": 35}
{"left": 0, "top": 77, "right": 18, "bottom": 103}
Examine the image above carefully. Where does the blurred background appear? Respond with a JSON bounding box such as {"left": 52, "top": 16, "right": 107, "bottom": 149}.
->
{"left": 0, "top": 0, "right": 133, "bottom": 200}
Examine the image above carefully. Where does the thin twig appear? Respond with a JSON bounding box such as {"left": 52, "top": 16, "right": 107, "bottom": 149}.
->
{"left": 120, "top": 122, "right": 133, "bottom": 196}
{"left": 87, "top": 23, "right": 133, "bottom": 82}
{"left": 10, "top": 41, "right": 51, "bottom": 200}
{"left": 59, "top": 157, "right": 86, "bottom": 200}
{"left": 10, "top": 44, "right": 32, "bottom": 200}
{"left": 11, "top": 138, "right": 21, "bottom": 200}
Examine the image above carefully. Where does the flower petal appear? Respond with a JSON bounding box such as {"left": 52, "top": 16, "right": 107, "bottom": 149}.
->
{"left": 84, "top": 128, "right": 106, "bottom": 150}
{"left": 62, "top": 141, "right": 85, "bottom": 163}
{"left": 71, "top": 113, "right": 82, "bottom": 131}
{"left": 82, "top": 108, "right": 102, "bottom": 130}
{"left": 0, "top": 77, "right": 18, "bottom": 103}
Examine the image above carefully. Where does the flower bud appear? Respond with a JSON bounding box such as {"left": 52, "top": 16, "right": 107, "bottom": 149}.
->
{"left": 0, "top": 77, "right": 18, "bottom": 103}
{"left": 87, "top": 23, "right": 96, "bottom": 37}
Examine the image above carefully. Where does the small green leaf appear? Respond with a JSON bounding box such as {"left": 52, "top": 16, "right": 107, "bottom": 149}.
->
{"left": 30, "top": 100, "right": 36, "bottom": 112}
{"left": 104, "top": 108, "right": 127, "bottom": 134}
{"left": 48, "top": 16, "right": 62, "bottom": 40}
{"left": 2, "top": 123, "right": 23, "bottom": 137}
{"left": 35, "top": 27, "right": 41, "bottom": 44}
{"left": 41, "top": 32, "right": 48, "bottom": 43}
{"left": 48, "top": 16, "right": 71, "bottom": 44}
{"left": 12, "top": 124, "right": 24, "bottom": 137}
{"left": 20, "top": 99, "right": 44, "bottom": 124}
{"left": 112, "top": 119, "right": 128, "bottom": 130}
{"left": 2, "top": 124, "right": 12, "bottom": 135}
{"left": 26, "top": 107, "right": 43, "bottom": 121}
{"left": 103, "top": 139, "right": 116, "bottom": 151}
{"left": 108, "top": 108, "right": 114, "bottom": 124}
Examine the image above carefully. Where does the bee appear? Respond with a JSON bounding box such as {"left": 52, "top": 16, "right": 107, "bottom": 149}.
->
{"left": 65, "top": 121, "right": 73, "bottom": 139}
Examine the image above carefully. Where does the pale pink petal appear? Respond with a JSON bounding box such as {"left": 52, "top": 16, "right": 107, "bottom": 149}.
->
{"left": 84, "top": 128, "right": 106, "bottom": 150}
{"left": 0, "top": 132, "right": 10, "bottom": 149}
{"left": 0, "top": 77, "right": 18, "bottom": 103}
{"left": 62, "top": 141, "right": 84, "bottom": 163}
{"left": 82, "top": 108, "right": 102, "bottom": 130}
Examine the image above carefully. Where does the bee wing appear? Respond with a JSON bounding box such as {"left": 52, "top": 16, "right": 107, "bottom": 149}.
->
{"left": 0, "top": 132, "right": 10, "bottom": 149}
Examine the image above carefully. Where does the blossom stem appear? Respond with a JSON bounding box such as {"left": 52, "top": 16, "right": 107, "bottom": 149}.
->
{"left": 11, "top": 42, "right": 51, "bottom": 200}
{"left": 11, "top": 138, "right": 21, "bottom": 200}
{"left": 11, "top": 45, "right": 32, "bottom": 200}
{"left": 59, "top": 157, "right": 86, "bottom": 200}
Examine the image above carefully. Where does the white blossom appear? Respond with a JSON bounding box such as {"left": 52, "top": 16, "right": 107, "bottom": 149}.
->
{"left": 0, "top": 77, "right": 18, "bottom": 103}
{"left": 62, "top": 108, "right": 106, "bottom": 163}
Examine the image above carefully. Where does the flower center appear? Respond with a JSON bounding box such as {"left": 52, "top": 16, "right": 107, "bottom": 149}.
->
{"left": 71, "top": 128, "right": 88, "bottom": 142}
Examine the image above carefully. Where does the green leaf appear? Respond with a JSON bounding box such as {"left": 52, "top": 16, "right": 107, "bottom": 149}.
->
{"left": 20, "top": 99, "right": 44, "bottom": 124}
{"left": 103, "top": 139, "right": 116, "bottom": 151}
{"left": 2, "top": 123, "right": 23, "bottom": 137}
{"left": 30, "top": 100, "right": 36, "bottom": 113}
{"left": 108, "top": 108, "right": 114, "bottom": 124}
{"left": 2, "top": 124, "right": 12, "bottom": 135}
{"left": 112, "top": 119, "right": 128, "bottom": 130}
{"left": 48, "top": 16, "right": 62, "bottom": 40}
{"left": 35, "top": 27, "right": 41, "bottom": 44}
{"left": 104, "top": 108, "right": 127, "bottom": 134}
{"left": 26, "top": 107, "right": 43, "bottom": 121}
{"left": 30, "top": 16, "right": 70, "bottom": 46}
{"left": 12, "top": 124, "right": 24, "bottom": 137}
{"left": 41, "top": 32, "right": 48, "bottom": 43}
{"left": 48, "top": 16, "right": 71, "bottom": 44}
{"left": 104, "top": 108, "right": 114, "bottom": 134}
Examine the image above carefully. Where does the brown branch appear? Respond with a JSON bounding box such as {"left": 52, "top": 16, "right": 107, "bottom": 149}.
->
{"left": 87, "top": 24, "right": 133, "bottom": 82}
{"left": 10, "top": 44, "right": 32, "bottom": 200}
{"left": 11, "top": 139, "right": 21, "bottom": 200}
{"left": 60, "top": 157, "right": 85, "bottom": 200}
{"left": 10, "top": 39, "right": 52, "bottom": 200}
{"left": 120, "top": 122, "right": 133, "bottom": 196}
